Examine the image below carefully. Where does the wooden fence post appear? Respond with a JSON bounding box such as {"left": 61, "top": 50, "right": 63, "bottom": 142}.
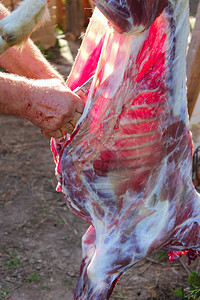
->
{"left": 56, "top": 0, "right": 65, "bottom": 29}
{"left": 65, "top": 0, "right": 84, "bottom": 38}
{"left": 187, "top": 1, "right": 200, "bottom": 118}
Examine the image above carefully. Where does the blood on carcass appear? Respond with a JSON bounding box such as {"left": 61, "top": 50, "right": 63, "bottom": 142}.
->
{"left": 51, "top": 0, "right": 200, "bottom": 299}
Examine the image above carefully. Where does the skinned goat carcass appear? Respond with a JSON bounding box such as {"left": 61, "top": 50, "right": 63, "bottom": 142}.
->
{"left": 51, "top": 0, "right": 200, "bottom": 299}
{"left": 0, "top": 0, "right": 49, "bottom": 55}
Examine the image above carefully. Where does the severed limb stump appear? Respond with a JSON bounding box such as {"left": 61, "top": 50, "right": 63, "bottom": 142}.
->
{"left": 187, "top": 1, "right": 200, "bottom": 118}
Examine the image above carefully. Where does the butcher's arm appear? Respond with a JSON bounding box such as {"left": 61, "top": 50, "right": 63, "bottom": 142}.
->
{"left": 0, "top": 3, "right": 85, "bottom": 138}
{"left": 0, "top": 73, "right": 84, "bottom": 138}
{"left": 0, "top": 40, "right": 64, "bottom": 80}
{"left": 0, "top": 3, "right": 62, "bottom": 80}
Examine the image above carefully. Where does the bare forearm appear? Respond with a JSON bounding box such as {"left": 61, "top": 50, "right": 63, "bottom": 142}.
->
{"left": 0, "top": 41, "right": 63, "bottom": 80}
{"left": 0, "top": 72, "right": 31, "bottom": 118}
{"left": 0, "top": 3, "right": 63, "bottom": 80}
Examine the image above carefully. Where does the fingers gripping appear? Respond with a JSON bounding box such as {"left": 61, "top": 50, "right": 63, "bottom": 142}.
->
{"left": 42, "top": 111, "right": 83, "bottom": 139}
{"left": 0, "top": 0, "right": 48, "bottom": 55}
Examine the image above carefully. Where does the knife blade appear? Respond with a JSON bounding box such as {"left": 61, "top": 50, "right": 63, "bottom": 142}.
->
{"left": 73, "top": 75, "right": 94, "bottom": 94}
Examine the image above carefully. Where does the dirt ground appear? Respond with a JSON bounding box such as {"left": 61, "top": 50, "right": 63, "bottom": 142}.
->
{"left": 1, "top": 2, "right": 200, "bottom": 299}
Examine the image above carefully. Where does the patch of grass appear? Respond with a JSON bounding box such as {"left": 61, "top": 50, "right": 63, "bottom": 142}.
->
{"left": 189, "top": 16, "right": 196, "bottom": 31}
{"left": 36, "top": 44, "right": 56, "bottom": 59}
{"left": 56, "top": 26, "right": 64, "bottom": 36}
{"left": 0, "top": 287, "right": 10, "bottom": 300}
{"left": 45, "top": 50, "right": 56, "bottom": 58}
{"left": 0, "top": 245, "right": 6, "bottom": 250}
{"left": 5, "top": 258, "right": 20, "bottom": 269}
{"left": 26, "top": 273, "right": 40, "bottom": 283}
{"left": 173, "top": 272, "right": 200, "bottom": 299}
{"left": 0, "top": 67, "right": 7, "bottom": 73}
{"left": 119, "top": 292, "right": 128, "bottom": 299}
{"left": 192, "top": 123, "right": 200, "bottom": 128}
{"left": 157, "top": 249, "right": 168, "bottom": 262}
{"left": 40, "top": 207, "right": 47, "bottom": 212}
{"left": 173, "top": 286, "right": 184, "bottom": 298}
{"left": 41, "top": 285, "right": 51, "bottom": 290}
{"left": 4, "top": 251, "right": 20, "bottom": 269}
{"left": 58, "top": 217, "right": 65, "bottom": 226}
{"left": 63, "top": 277, "right": 76, "bottom": 286}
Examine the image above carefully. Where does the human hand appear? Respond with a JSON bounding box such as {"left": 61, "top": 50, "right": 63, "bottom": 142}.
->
{"left": 26, "top": 78, "right": 85, "bottom": 138}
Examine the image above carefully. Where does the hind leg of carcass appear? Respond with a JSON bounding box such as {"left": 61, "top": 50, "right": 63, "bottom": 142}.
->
{"left": 0, "top": 0, "right": 48, "bottom": 55}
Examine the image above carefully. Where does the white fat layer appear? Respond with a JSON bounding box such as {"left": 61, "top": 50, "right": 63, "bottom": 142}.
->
{"left": 134, "top": 201, "right": 169, "bottom": 250}
{"left": 134, "top": 162, "right": 172, "bottom": 250}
